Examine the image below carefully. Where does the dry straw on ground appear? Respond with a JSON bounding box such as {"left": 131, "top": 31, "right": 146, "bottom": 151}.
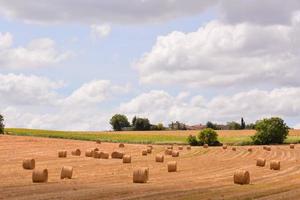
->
{"left": 61, "top": 166, "right": 73, "bottom": 179}
{"left": 233, "top": 169, "right": 250, "bottom": 185}
{"left": 58, "top": 151, "right": 67, "bottom": 158}
{"left": 71, "top": 149, "right": 81, "bottom": 156}
{"left": 32, "top": 169, "right": 48, "bottom": 183}
{"left": 167, "top": 161, "right": 177, "bottom": 172}
{"left": 111, "top": 151, "right": 124, "bottom": 159}
{"left": 256, "top": 158, "right": 266, "bottom": 167}
{"left": 133, "top": 167, "right": 149, "bottom": 183}
{"left": 123, "top": 155, "right": 131, "bottom": 163}
{"left": 270, "top": 160, "right": 280, "bottom": 170}
{"left": 155, "top": 154, "right": 164, "bottom": 162}
{"left": 22, "top": 159, "right": 35, "bottom": 170}
{"left": 172, "top": 150, "right": 179, "bottom": 157}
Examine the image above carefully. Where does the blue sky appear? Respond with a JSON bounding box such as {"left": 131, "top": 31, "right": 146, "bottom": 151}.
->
{"left": 0, "top": 0, "right": 300, "bottom": 130}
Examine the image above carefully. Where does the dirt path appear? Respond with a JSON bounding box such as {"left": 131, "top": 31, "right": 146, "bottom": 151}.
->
{"left": 1, "top": 135, "right": 300, "bottom": 200}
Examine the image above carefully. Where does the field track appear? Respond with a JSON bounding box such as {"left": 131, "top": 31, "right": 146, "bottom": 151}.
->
{"left": 2, "top": 135, "right": 300, "bottom": 200}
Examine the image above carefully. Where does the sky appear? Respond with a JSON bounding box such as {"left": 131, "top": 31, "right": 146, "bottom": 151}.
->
{"left": 0, "top": 0, "right": 300, "bottom": 130}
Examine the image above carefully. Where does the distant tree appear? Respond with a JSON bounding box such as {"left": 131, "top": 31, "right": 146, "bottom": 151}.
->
{"left": 227, "top": 121, "right": 241, "bottom": 130}
{"left": 206, "top": 121, "right": 218, "bottom": 130}
{"left": 245, "top": 123, "right": 256, "bottom": 129}
{"left": 251, "top": 117, "right": 289, "bottom": 145}
{"left": 133, "top": 117, "right": 151, "bottom": 131}
{"left": 110, "top": 114, "right": 130, "bottom": 131}
{"left": 157, "top": 123, "right": 165, "bottom": 130}
{"left": 132, "top": 116, "right": 137, "bottom": 127}
{"left": 241, "top": 117, "right": 246, "bottom": 129}
{"left": 198, "top": 128, "right": 219, "bottom": 146}
{"left": 0, "top": 114, "right": 4, "bottom": 134}
{"left": 168, "top": 121, "right": 187, "bottom": 130}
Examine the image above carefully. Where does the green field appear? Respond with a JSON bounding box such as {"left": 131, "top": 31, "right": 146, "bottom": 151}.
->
{"left": 4, "top": 128, "right": 300, "bottom": 145}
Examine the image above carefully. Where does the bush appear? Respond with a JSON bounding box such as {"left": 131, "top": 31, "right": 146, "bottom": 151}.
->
{"left": 187, "top": 135, "right": 198, "bottom": 146}
{"left": 0, "top": 114, "right": 4, "bottom": 134}
{"left": 198, "top": 128, "right": 219, "bottom": 145}
{"left": 109, "top": 114, "right": 130, "bottom": 131}
{"left": 132, "top": 117, "right": 151, "bottom": 131}
{"left": 251, "top": 117, "right": 289, "bottom": 145}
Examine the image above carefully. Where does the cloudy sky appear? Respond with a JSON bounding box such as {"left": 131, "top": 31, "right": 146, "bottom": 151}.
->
{"left": 0, "top": 0, "right": 300, "bottom": 130}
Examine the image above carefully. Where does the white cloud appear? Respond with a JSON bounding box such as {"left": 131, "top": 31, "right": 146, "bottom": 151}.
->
{"left": 0, "top": 34, "right": 70, "bottom": 69}
{"left": 119, "top": 88, "right": 300, "bottom": 127}
{"left": 0, "top": 0, "right": 218, "bottom": 25}
{"left": 135, "top": 18, "right": 300, "bottom": 88}
{"left": 90, "top": 24, "right": 111, "bottom": 38}
{"left": 0, "top": 32, "right": 13, "bottom": 48}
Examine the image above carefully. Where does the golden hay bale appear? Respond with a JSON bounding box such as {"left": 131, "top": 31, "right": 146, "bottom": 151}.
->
{"left": 247, "top": 148, "right": 253, "bottom": 152}
{"left": 270, "top": 160, "right": 280, "bottom": 170}
{"left": 60, "top": 166, "right": 73, "bottom": 179}
{"left": 155, "top": 154, "right": 164, "bottom": 162}
{"left": 265, "top": 146, "right": 271, "bottom": 151}
{"left": 233, "top": 170, "right": 250, "bottom": 185}
{"left": 133, "top": 167, "right": 149, "bottom": 183}
{"left": 167, "top": 146, "right": 173, "bottom": 150}
{"left": 263, "top": 146, "right": 267, "bottom": 150}
{"left": 94, "top": 148, "right": 99, "bottom": 151}
{"left": 142, "top": 149, "right": 148, "bottom": 156}
{"left": 178, "top": 146, "right": 183, "bottom": 150}
{"left": 96, "top": 140, "right": 101, "bottom": 144}
{"left": 147, "top": 145, "right": 153, "bottom": 150}
{"left": 100, "top": 151, "right": 109, "bottom": 159}
{"left": 186, "top": 146, "right": 191, "bottom": 150}
{"left": 111, "top": 151, "right": 124, "bottom": 159}
{"left": 85, "top": 149, "right": 94, "bottom": 157}
{"left": 58, "top": 151, "right": 67, "bottom": 158}
{"left": 147, "top": 147, "right": 152, "bottom": 154}
{"left": 167, "top": 161, "right": 177, "bottom": 172}
{"left": 32, "top": 169, "right": 48, "bottom": 183}
{"left": 23, "top": 159, "right": 35, "bottom": 170}
{"left": 123, "top": 155, "right": 131, "bottom": 163}
{"left": 165, "top": 149, "right": 172, "bottom": 155}
{"left": 290, "top": 144, "right": 295, "bottom": 149}
{"left": 232, "top": 147, "right": 236, "bottom": 151}
{"left": 203, "top": 144, "right": 208, "bottom": 148}
{"left": 93, "top": 151, "right": 101, "bottom": 159}
{"left": 256, "top": 158, "right": 266, "bottom": 167}
{"left": 172, "top": 150, "right": 179, "bottom": 157}
{"left": 71, "top": 149, "right": 81, "bottom": 156}
{"left": 119, "top": 143, "right": 125, "bottom": 148}
{"left": 223, "top": 145, "right": 227, "bottom": 150}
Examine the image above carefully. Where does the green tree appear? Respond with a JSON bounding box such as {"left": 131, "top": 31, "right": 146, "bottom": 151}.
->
{"left": 132, "top": 116, "right": 137, "bottom": 127}
{"left": 227, "top": 121, "right": 241, "bottom": 130}
{"left": 198, "top": 128, "right": 219, "bottom": 145}
{"left": 133, "top": 117, "right": 151, "bottom": 131}
{"left": 241, "top": 117, "right": 246, "bottom": 129}
{"left": 109, "top": 114, "right": 130, "bottom": 131}
{"left": 0, "top": 114, "right": 4, "bottom": 134}
{"left": 187, "top": 135, "right": 198, "bottom": 146}
{"left": 206, "top": 121, "right": 218, "bottom": 130}
{"left": 251, "top": 117, "right": 289, "bottom": 145}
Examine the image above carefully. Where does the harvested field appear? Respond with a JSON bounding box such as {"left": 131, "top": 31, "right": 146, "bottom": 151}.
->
{"left": 2, "top": 135, "right": 300, "bottom": 200}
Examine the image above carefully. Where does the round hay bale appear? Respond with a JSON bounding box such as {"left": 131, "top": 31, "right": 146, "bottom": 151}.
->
{"left": 155, "top": 154, "right": 164, "bottom": 162}
{"left": 61, "top": 166, "right": 73, "bottom": 179}
{"left": 270, "top": 160, "right": 280, "bottom": 170}
{"left": 85, "top": 149, "right": 94, "bottom": 157}
{"left": 256, "top": 158, "right": 266, "bottom": 167}
{"left": 167, "top": 146, "right": 173, "bottom": 150}
{"left": 167, "top": 161, "right": 177, "bottom": 172}
{"left": 58, "top": 151, "right": 67, "bottom": 158}
{"left": 178, "top": 146, "right": 183, "bottom": 150}
{"left": 133, "top": 167, "right": 149, "bottom": 183}
{"left": 100, "top": 151, "right": 109, "bottom": 159}
{"left": 119, "top": 143, "right": 125, "bottom": 148}
{"left": 172, "top": 150, "right": 179, "bottom": 157}
{"left": 93, "top": 151, "right": 101, "bottom": 159}
{"left": 203, "top": 144, "right": 208, "bottom": 148}
{"left": 265, "top": 146, "right": 271, "bottom": 151}
{"left": 233, "top": 170, "right": 250, "bottom": 185}
{"left": 23, "top": 159, "right": 35, "bottom": 170}
{"left": 247, "top": 148, "right": 253, "bottom": 152}
{"left": 123, "top": 155, "right": 131, "bottom": 163}
{"left": 290, "top": 144, "right": 295, "bottom": 149}
{"left": 147, "top": 147, "right": 152, "bottom": 154}
{"left": 96, "top": 140, "right": 101, "bottom": 144}
{"left": 111, "top": 151, "right": 124, "bottom": 159}
{"left": 165, "top": 149, "right": 172, "bottom": 155}
{"left": 186, "top": 146, "right": 191, "bottom": 150}
{"left": 232, "top": 147, "right": 236, "bottom": 151}
{"left": 142, "top": 149, "right": 148, "bottom": 156}
{"left": 32, "top": 169, "right": 48, "bottom": 183}
{"left": 94, "top": 148, "right": 99, "bottom": 151}
{"left": 71, "top": 149, "right": 81, "bottom": 156}
{"left": 147, "top": 145, "right": 153, "bottom": 150}
{"left": 223, "top": 145, "right": 227, "bottom": 150}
